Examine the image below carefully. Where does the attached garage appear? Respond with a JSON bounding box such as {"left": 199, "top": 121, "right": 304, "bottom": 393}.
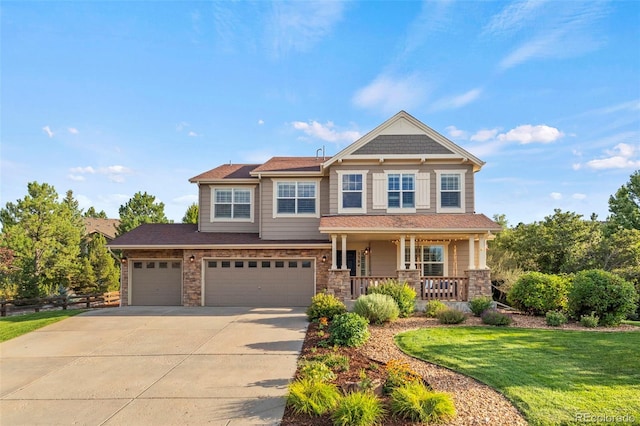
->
{"left": 204, "top": 258, "right": 315, "bottom": 307}
{"left": 130, "top": 260, "right": 182, "bottom": 306}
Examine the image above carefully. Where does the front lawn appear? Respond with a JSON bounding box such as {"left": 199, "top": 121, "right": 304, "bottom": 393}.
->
{"left": 396, "top": 327, "right": 640, "bottom": 426}
{"left": 0, "top": 310, "right": 85, "bottom": 342}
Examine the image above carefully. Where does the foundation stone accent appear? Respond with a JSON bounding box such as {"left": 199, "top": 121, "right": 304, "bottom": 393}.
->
{"left": 466, "top": 269, "right": 492, "bottom": 300}
{"left": 397, "top": 269, "right": 421, "bottom": 295}
{"left": 327, "top": 269, "right": 351, "bottom": 302}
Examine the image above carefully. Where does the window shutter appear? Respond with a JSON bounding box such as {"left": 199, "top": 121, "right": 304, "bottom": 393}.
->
{"left": 372, "top": 173, "right": 386, "bottom": 209}
{"left": 416, "top": 172, "right": 430, "bottom": 209}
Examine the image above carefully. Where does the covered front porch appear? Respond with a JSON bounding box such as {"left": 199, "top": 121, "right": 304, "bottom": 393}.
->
{"left": 318, "top": 214, "right": 501, "bottom": 302}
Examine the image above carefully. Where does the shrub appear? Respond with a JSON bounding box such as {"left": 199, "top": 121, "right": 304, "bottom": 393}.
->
{"left": 568, "top": 269, "right": 638, "bottom": 326}
{"left": 436, "top": 308, "right": 467, "bottom": 324}
{"left": 580, "top": 313, "right": 599, "bottom": 328}
{"left": 329, "top": 312, "right": 370, "bottom": 347}
{"left": 469, "top": 296, "right": 493, "bottom": 317}
{"left": 545, "top": 311, "right": 568, "bottom": 327}
{"left": 481, "top": 309, "right": 512, "bottom": 326}
{"left": 390, "top": 381, "right": 456, "bottom": 423}
{"left": 306, "top": 292, "right": 347, "bottom": 322}
{"left": 287, "top": 378, "right": 341, "bottom": 416}
{"left": 353, "top": 293, "right": 400, "bottom": 324}
{"left": 383, "top": 359, "right": 421, "bottom": 394}
{"left": 507, "top": 272, "right": 570, "bottom": 315}
{"left": 424, "top": 300, "right": 448, "bottom": 318}
{"left": 308, "top": 353, "right": 350, "bottom": 372}
{"left": 298, "top": 360, "right": 336, "bottom": 382}
{"left": 331, "top": 391, "right": 385, "bottom": 426}
{"left": 368, "top": 279, "right": 416, "bottom": 317}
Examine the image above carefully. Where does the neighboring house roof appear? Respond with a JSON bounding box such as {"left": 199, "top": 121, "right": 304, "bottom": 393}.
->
{"left": 319, "top": 214, "right": 502, "bottom": 233}
{"left": 189, "top": 164, "right": 260, "bottom": 182}
{"left": 84, "top": 218, "right": 120, "bottom": 240}
{"left": 251, "top": 157, "right": 328, "bottom": 175}
{"left": 107, "top": 224, "right": 331, "bottom": 249}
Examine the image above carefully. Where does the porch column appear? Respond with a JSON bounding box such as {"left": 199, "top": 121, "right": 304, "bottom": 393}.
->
{"left": 399, "top": 235, "right": 406, "bottom": 270}
{"left": 331, "top": 234, "right": 337, "bottom": 269}
{"left": 478, "top": 235, "right": 487, "bottom": 269}
{"left": 409, "top": 235, "right": 416, "bottom": 270}
{"left": 468, "top": 235, "right": 476, "bottom": 270}
{"left": 341, "top": 234, "right": 347, "bottom": 270}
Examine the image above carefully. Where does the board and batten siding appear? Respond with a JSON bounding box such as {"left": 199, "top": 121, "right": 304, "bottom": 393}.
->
{"left": 198, "top": 184, "right": 260, "bottom": 233}
{"left": 328, "top": 163, "right": 475, "bottom": 215}
{"left": 260, "top": 177, "right": 330, "bottom": 240}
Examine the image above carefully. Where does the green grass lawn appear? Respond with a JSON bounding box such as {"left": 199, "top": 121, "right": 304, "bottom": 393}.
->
{"left": 622, "top": 319, "right": 640, "bottom": 327}
{"left": 395, "top": 327, "right": 640, "bottom": 426}
{"left": 0, "top": 310, "right": 85, "bottom": 343}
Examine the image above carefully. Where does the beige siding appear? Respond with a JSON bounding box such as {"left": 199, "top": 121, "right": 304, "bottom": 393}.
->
{"left": 370, "top": 241, "right": 397, "bottom": 276}
{"left": 199, "top": 185, "right": 260, "bottom": 233}
{"left": 449, "top": 240, "right": 469, "bottom": 275}
{"left": 260, "top": 177, "right": 329, "bottom": 240}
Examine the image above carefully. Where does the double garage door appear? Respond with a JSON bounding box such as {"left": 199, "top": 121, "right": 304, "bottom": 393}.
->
{"left": 130, "top": 260, "right": 182, "bottom": 306}
{"left": 204, "top": 259, "right": 315, "bottom": 307}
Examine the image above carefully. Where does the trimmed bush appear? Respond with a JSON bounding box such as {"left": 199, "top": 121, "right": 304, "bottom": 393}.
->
{"left": 308, "top": 353, "right": 350, "bottom": 372}
{"left": 331, "top": 391, "right": 385, "bottom": 426}
{"left": 568, "top": 269, "right": 638, "bottom": 326}
{"left": 306, "top": 292, "right": 347, "bottom": 322}
{"left": 390, "top": 381, "right": 456, "bottom": 423}
{"left": 469, "top": 296, "right": 493, "bottom": 317}
{"left": 436, "top": 308, "right": 467, "bottom": 324}
{"left": 545, "top": 311, "right": 568, "bottom": 327}
{"left": 424, "top": 300, "right": 448, "bottom": 318}
{"left": 481, "top": 309, "right": 512, "bottom": 326}
{"left": 329, "top": 312, "right": 370, "bottom": 347}
{"left": 507, "top": 272, "right": 570, "bottom": 315}
{"left": 580, "top": 313, "right": 599, "bottom": 328}
{"left": 298, "top": 360, "right": 336, "bottom": 382}
{"left": 287, "top": 378, "right": 341, "bottom": 416}
{"left": 368, "top": 279, "right": 416, "bottom": 317}
{"left": 353, "top": 293, "right": 400, "bottom": 324}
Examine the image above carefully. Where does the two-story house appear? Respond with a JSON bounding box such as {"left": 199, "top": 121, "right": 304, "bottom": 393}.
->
{"left": 108, "top": 111, "right": 501, "bottom": 307}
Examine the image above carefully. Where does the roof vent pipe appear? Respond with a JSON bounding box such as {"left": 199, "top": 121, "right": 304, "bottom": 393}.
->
{"left": 315, "top": 146, "right": 325, "bottom": 161}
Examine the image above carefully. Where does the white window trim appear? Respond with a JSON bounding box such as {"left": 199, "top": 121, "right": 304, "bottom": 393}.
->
{"left": 435, "top": 170, "right": 466, "bottom": 213}
{"left": 385, "top": 170, "right": 418, "bottom": 213}
{"left": 210, "top": 185, "right": 255, "bottom": 223}
{"left": 405, "top": 242, "right": 450, "bottom": 276}
{"left": 337, "top": 170, "right": 368, "bottom": 214}
{"left": 272, "top": 178, "right": 321, "bottom": 218}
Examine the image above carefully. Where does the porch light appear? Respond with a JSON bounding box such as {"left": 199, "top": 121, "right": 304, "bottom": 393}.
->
{"left": 321, "top": 255, "right": 327, "bottom": 263}
{"left": 364, "top": 247, "right": 370, "bottom": 256}
{"left": 189, "top": 255, "right": 195, "bottom": 263}
{"left": 121, "top": 257, "right": 127, "bottom": 264}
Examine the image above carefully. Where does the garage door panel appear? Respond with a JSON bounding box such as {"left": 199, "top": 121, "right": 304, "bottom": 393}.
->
{"left": 131, "top": 260, "right": 182, "bottom": 306}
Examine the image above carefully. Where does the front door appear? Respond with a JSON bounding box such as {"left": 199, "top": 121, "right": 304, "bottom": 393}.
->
{"left": 336, "top": 250, "right": 357, "bottom": 276}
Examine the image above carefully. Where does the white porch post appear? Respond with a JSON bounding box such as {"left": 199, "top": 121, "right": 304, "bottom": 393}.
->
{"left": 409, "top": 235, "right": 416, "bottom": 270}
{"left": 479, "top": 235, "right": 487, "bottom": 269}
{"left": 468, "top": 235, "right": 476, "bottom": 270}
{"left": 331, "top": 234, "right": 337, "bottom": 269}
{"left": 341, "top": 234, "right": 347, "bottom": 270}
{"left": 399, "top": 235, "right": 406, "bottom": 270}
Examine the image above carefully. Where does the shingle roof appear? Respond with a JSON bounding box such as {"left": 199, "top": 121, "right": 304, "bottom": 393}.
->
{"left": 319, "top": 214, "right": 502, "bottom": 232}
{"left": 84, "top": 218, "right": 120, "bottom": 240}
{"left": 251, "top": 157, "right": 328, "bottom": 174}
{"left": 189, "top": 164, "right": 260, "bottom": 182}
{"left": 107, "top": 224, "right": 330, "bottom": 248}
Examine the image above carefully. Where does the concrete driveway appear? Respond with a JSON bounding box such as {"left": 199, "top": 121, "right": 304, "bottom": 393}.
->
{"left": 0, "top": 306, "right": 308, "bottom": 425}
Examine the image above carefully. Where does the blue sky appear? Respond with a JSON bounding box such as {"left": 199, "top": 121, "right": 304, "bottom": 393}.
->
{"left": 2, "top": 1, "right": 639, "bottom": 225}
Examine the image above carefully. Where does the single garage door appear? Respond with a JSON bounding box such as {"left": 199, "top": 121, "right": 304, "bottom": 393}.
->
{"left": 131, "top": 260, "right": 182, "bottom": 306}
{"left": 204, "top": 259, "right": 314, "bottom": 307}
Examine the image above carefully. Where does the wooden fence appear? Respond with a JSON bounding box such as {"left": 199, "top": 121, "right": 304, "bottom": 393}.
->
{"left": 0, "top": 291, "right": 120, "bottom": 317}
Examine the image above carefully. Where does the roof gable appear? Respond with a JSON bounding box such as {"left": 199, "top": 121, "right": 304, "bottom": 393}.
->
{"left": 323, "top": 111, "right": 484, "bottom": 170}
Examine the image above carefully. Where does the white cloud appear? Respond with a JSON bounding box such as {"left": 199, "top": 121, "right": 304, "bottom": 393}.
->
{"left": 69, "top": 166, "right": 96, "bottom": 174}
{"left": 498, "top": 125, "right": 563, "bottom": 144}
{"left": 101, "top": 165, "right": 131, "bottom": 174}
{"left": 42, "top": 126, "right": 54, "bottom": 138}
{"left": 291, "top": 120, "right": 361, "bottom": 143}
{"left": 67, "top": 174, "right": 86, "bottom": 182}
{"left": 550, "top": 192, "right": 562, "bottom": 200}
{"left": 172, "top": 194, "right": 198, "bottom": 204}
{"left": 188, "top": 131, "right": 199, "bottom": 137}
{"left": 352, "top": 73, "right": 428, "bottom": 114}
{"left": 471, "top": 128, "right": 500, "bottom": 142}
{"left": 483, "top": 0, "right": 548, "bottom": 36}
{"left": 176, "top": 121, "right": 189, "bottom": 131}
{"left": 430, "top": 88, "right": 483, "bottom": 111}
{"left": 585, "top": 143, "right": 640, "bottom": 170}
{"left": 258, "top": 119, "right": 265, "bottom": 125}
{"left": 445, "top": 125, "right": 468, "bottom": 139}
{"left": 68, "top": 127, "right": 79, "bottom": 134}
{"left": 572, "top": 193, "right": 587, "bottom": 200}
{"left": 67, "top": 165, "right": 132, "bottom": 183}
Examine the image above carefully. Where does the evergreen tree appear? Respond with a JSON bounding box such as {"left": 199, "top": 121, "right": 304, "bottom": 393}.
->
{"left": 83, "top": 206, "right": 108, "bottom": 218}
{"left": 182, "top": 202, "right": 198, "bottom": 224}
{"left": 117, "top": 191, "right": 170, "bottom": 236}
{"left": 606, "top": 170, "right": 640, "bottom": 234}
{"left": 87, "top": 234, "right": 120, "bottom": 292}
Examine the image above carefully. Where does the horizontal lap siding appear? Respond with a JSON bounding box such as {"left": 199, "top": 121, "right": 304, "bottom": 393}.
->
{"left": 199, "top": 185, "right": 259, "bottom": 233}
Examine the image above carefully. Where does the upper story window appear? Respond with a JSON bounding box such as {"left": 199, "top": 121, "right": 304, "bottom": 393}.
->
{"left": 274, "top": 180, "right": 319, "bottom": 217}
{"left": 388, "top": 173, "right": 415, "bottom": 209}
{"left": 212, "top": 187, "right": 253, "bottom": 222}
{"left": 337, "top": 170, "right": 367, "bottom": 213}
{"left": 435, "top": 170, "right": 466, "bottom": 213}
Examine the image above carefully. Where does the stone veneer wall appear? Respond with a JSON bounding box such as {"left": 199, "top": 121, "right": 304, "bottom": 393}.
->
{"left": 466, "top": 269, "right": 492, "bottom": 300}
{"left": 327, "top": 269, "right": 351, "bottom": 301}
{"left": 397, "top": 269, "right": 421, "bottom": 295}
{"left": 122, "top": 248, "right": 331, "bottom": 307}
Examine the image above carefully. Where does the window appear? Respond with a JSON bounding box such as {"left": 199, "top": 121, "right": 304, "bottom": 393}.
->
{"left": 234, "top": 261, "right": 244, "bottom": 268}
{"left": 436, "top": 170, "right": 466, "bottom": 213}
{"left": 208, "top": 261, "right": 217, "bottom": 268}
{"left": 275, "top": 261, "right": 284, "bottom": 268}
{"left": 338, "top": 171, "right": 367, "bottom": 213}
{"left": 301, "top": 261, "right": 312, "bottom": 268}
{"left": 274, "top": 180, "right": 319, "bottom": 217}
{"left": 159, "top": 262, "right": 168, "bottom": 269}
{"left": 288, "top": 261, "right": 298, "bottom": 268}
{"left": 388, "top": 173, "right": 415, "bottom": 208}
{"left": 213, "top": 188, "right": 252, "bottom": 221}
{"left": 405, "top": 245, "right": 446, "bottom": 276}
{"left": 261, "top": 261, "right": 271, "bottom": 268}
{"left": 171, "top": 262, "right": 181, "bottom": 269}
{"left": 133, "top": 262, "right": 142, "bottom": 269}
{"left": 248, "top": 261, "right": 257, "bottom": 268}
{"left": 146, "top": 262, "right": 155, "bottom": 269}
{"left": 221, "top": 261, "right": 231, "bottom": 268}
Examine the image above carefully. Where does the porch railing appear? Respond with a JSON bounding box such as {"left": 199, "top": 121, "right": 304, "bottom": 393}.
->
{"left": 349, "top": 276, "right": 468, "bottom": 301}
